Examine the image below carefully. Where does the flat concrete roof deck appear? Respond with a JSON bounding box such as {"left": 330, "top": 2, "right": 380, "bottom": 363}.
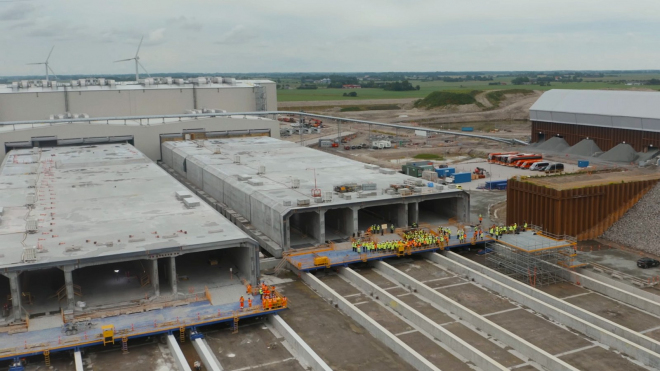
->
{"left": 0, "top": 143, "right": 256, "bottom": 271}
{"left": 163, "top": 137, "right": 463, "bottom": 214}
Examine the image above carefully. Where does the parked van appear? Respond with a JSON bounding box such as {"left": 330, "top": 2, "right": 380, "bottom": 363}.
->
{"left": 529, "top": 162, "right": 549, "bottom": 171}
{"left": 544, "top": 163, "right": 565, "bottom": 173}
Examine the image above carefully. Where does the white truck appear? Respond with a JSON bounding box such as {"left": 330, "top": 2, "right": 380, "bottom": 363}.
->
{"left": 371, "top": 140, "right": 392, "bottom": 149}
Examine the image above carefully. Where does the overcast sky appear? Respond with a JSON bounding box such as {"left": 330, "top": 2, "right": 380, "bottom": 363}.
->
{"left": 1, "top": 0, "right": 659, "bottom": 76}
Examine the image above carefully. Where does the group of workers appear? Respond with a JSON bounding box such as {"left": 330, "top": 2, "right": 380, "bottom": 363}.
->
{"left": 367, "top": 223, "right": 395, "bottom": 236}
{"left": 402, "top": 229, "right": 442, "bottom": 248}
{"left": 488, "top": 222, "right": 527, "bottom": 240}
{"left": 240, "top": 282, "right": 288, "bottom": 312}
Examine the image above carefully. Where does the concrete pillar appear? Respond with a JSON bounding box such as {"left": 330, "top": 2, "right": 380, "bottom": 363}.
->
{"left": 63, "top": 265, "right": 75, "bottom": 310}
{"left": 3, "top": 272, "right": 21, "bottom": 322}
{"left": 318, "top": 209, "right": 326, "bottom": 245}
{"left": 352, "top": 207, "right": 359, "bottom": 236}
{"left": 169, "top": 257, "right": 177, "bottom": 295}
{"left": 408, "top": 202, "right": 419, "bottom": 226}
{"left": 284, "top": 217, "right": 291, "bottom": 250}
{"left": 457, "top": 194, "right": 470, "bottom": 223}
{"left": 149, "top": 259, "right": 160, "bottom": 297}
{"left": 397, "top": 203, "right": 408, "bottom": 228}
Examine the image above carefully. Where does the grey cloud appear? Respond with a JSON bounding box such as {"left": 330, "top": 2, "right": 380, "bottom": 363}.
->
{"left": 0, "top": 3, "right": 35, "bottom": 21}
{"left": 215, "top": 25, "right": 258, "bottom": 45}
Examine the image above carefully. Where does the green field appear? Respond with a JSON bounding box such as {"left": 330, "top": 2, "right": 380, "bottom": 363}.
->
{"left": 277, "top": 75, "right": 660, "bottom": 102}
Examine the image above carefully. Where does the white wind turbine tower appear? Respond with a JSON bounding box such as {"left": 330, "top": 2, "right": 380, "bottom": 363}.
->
{"left": 114, "top": 36, "right": 151, "bottom": 81}
{"left": 27, "top": 46, "right": 57, "bottom": 82}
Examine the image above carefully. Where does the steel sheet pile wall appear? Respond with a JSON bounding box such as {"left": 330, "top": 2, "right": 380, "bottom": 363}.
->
{"left": 532, "top": 121, "right": 660, "bottom": 152}
{"left": 507, "top": 176, "right": 659, "bottom": 240}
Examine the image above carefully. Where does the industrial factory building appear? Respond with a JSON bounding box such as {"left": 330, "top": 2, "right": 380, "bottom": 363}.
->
{"left": 0, "top": 115, "right": 279, "bottom": 162}
{"left": 0, "top": 77, "right": 276, "bottom": 122}
{"left": 0, "top": 143, "right": 259, "bottom": 322}
{"left": 161, "top": 137, "right": 470, "bottom": 256}
{"left": 530, "top": 89, "right": 660, "bottom": 152}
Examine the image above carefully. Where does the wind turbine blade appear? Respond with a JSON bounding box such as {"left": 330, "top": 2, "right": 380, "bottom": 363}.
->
{"left": 114, "top": 58, "right": 135, "bottom": 63}
{"left": 26, "top": 62, "right": 45, "bottom": 65}
{"left": 46, "top": 46, "right": 54, "bottom": 63}
{"left": 47, "top": 66, "right": 58, "bottom": 80}
{"left": 137, "top": 60, "right": 150, "bottom": 77}
{"left": 135, "top": 36, "right": 143, "bottom": 57}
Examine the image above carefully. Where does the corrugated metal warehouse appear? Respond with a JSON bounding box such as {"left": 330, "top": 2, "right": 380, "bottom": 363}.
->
{"left": 530, "top": 89, "right": 660, "bottom": 152}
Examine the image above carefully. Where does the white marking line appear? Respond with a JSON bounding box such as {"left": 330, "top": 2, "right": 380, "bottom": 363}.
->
{"left": 433, "top": 282, "right": 469, "bottom": 290}
{"left": 560, "top": 292, "right": 592, "bottom": 300}
{"left": 352, "top": 301, "right": 369, "bottom": 306}
{"left": 396, "top": 293, "right": 411, "bottom": 298}
{"left": 483, "top": 307, "right": 521, "bottom": 317}
{"left": 641, "top": 324, "right": 660, "bottom": 334}
{"left": 394, "top": 329, "right": 418, "bottom": 336}
{"left": 422, "top": 276, "right": 457, "bottom": 283}
{"left": 229, "top": 357, "right": 296, "bottom": 371}
{"left": 342, "top": 293, "right": 361, "bottom": 298}
{"left": 553, "top": 344, "right": 598, "bottom": 357}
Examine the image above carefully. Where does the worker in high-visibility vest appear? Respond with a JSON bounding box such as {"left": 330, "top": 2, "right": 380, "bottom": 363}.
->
{"left": 246, "top": 284, "right": 252, "bottom": 295}
{"left": 248, "top": 297, "right": 252, "bottom": 309}
{"left": 239, "top": 296, "right": 244, "bottom": 311}
{"left": 283, "top": 296, "right": 288, "bottom": 308}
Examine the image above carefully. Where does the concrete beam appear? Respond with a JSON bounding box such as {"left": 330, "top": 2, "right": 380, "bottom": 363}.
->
{"left": 408, "top": 202, "right": 418, "bottom": 226}
{"left": 192, "top": 337, "right": 223, "bottom": 371}
{"left": 434, "top": 252, "right": 660, "bottom": 370}
{"left": 74, "top": 350, "right": 83, "bottom": 371}
{"left": 169, "top": 257, "right": 177, "bottom": 295}
{"left": 63, "top": 265, "right": 75, "bottom": 310}
{"left": 301, "top": 272, "right": 440, "bottom": 371}
{"left": 268, "top": 314, "right": 332, "bottom": 371}
{"left": 339, "top": 267, "right": 509, "bottom": 371}
{"left": 372, "top": 261, "right": 578, "bottom": 371}
{"left": 318, "top": 209, "right": 326, "bottom": 245}
{"left": 167, "top": 334, "right": 193, "bottom": 371}
{"left": 2, "top": 272, "right": 21, "bottom": 322}
{"left": 562, "top": 267, "right": 660, "bottom": 316}
{"left": 149, "top": 259, "right": 160, "bottom": 297}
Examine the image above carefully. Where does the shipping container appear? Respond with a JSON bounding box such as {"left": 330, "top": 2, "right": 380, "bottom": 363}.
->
{"left": 452, "top": 172, "right": 472, "bottom": 184}
{"left": 435, "top": 167, "right": 455, "bottom": 177}
{"left": 403, "top": 164, "right": 434, "bottom": 177}
{"left": 578, "top": 160, "right": 589, "bottom": 168}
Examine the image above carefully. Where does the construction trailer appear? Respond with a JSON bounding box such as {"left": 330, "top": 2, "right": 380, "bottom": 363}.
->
{"left": 161, "top": 137, "right": 470, "bottom": 256}
{"left": 0, "top": 144, "right": 259, "bottom": 323}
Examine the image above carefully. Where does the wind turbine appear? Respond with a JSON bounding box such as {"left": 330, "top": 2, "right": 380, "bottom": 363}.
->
{"left": 27, "top": 46, "right": 57, "bottom": 82}
{"left": 114, "top": 36, "right": 150, "bottom": 81}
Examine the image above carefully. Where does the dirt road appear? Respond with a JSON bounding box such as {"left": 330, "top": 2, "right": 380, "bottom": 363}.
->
{"left": 278, "top": 98, "right": 418, "bottom": 108}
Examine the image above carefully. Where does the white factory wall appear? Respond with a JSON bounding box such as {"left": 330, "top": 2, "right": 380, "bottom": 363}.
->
{"left": 0, "top": 91, "right": 65, "bottom": 121}
{"left": 0, "top": 81, "right": 277, "bottom": 121}
{"left": 68, "top": 89, "right": 193, "bottom": 117}
{"left": 0, "top": 117, "right": 279, "bottom": 162}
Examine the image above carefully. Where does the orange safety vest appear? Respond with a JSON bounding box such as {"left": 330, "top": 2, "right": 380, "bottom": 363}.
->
{"left": 248, "top": 298, "right": 252, "bottom": 308}
{"left": 240, "top": 297, "right": 244, "bottom": 308}
{"left": 283, "top": 297, "right": 288, "bottom": 307}
{"left": 246, "top": 284, "right": 252, "bottom": 294}
{"left": 267, "top": 298, "right": 273, "bottom": 309}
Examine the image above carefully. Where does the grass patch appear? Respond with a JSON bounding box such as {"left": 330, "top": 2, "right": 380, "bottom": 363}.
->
{"left": 413, "top": 91, "right": 480, "bottom": 109}
{"left": 485, "top": 89, "right": 534, "bottom": 107}
{"left": 413, "top": 153, "right": 444, "bottom": 160}
{"left": 339, "top": 104, "right": 401, "bottom": 112}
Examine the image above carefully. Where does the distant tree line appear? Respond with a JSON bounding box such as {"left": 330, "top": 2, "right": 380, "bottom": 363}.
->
{"left": 382, "top": 80, "right": 420, "bottom": 91}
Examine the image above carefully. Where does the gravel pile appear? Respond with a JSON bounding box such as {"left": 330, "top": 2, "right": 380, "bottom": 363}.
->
{"left": 637, "top": 149, "right": 660, "bottom": 164}
{"left": 598, "top": 143, "right": 638, "bottom": 163}
{"left": 602, "top": 182, "right": 660, "bottom": 255}
{"left": 535, "top": 137, "right": 569, "bottom": 152}
{"left": 564, "top": 139, "right": 602, "bottom": 157}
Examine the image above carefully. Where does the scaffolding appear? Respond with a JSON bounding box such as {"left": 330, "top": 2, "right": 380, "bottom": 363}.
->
{"left": 485, "top": 226, "right": 584, "bottom": 287}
